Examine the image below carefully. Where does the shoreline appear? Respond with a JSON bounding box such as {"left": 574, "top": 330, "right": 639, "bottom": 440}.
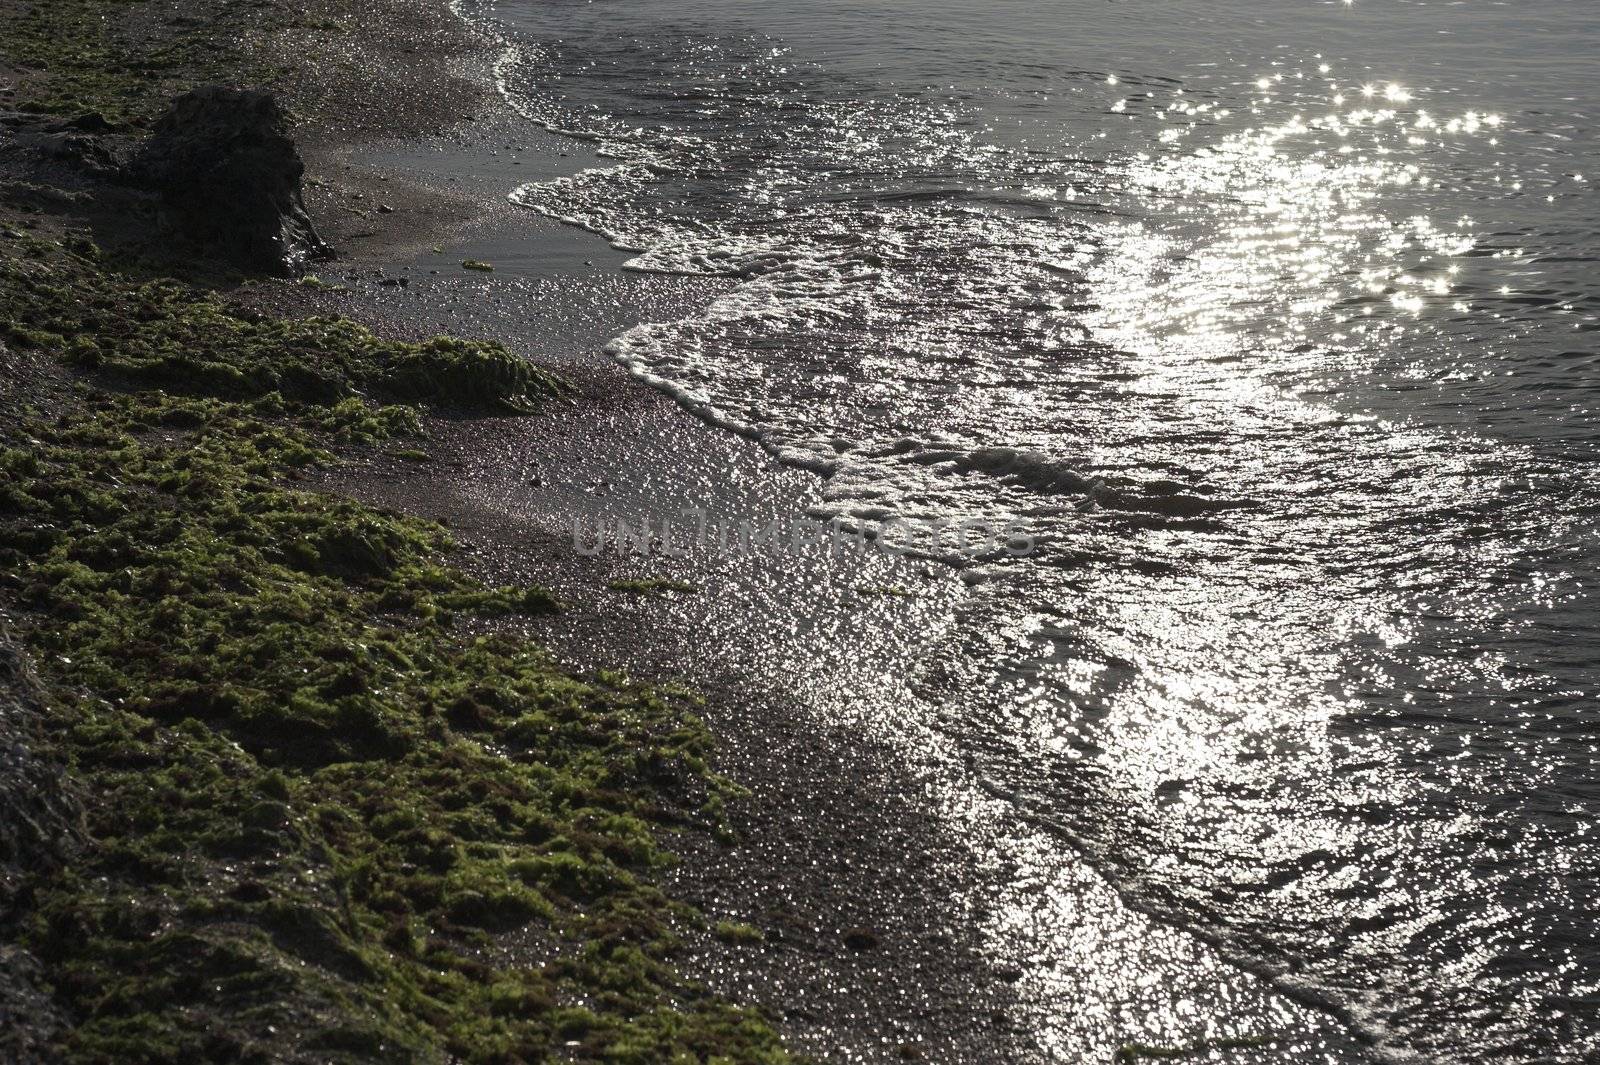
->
{"left": 0, "top": 0, "right": 1389, "bottom": 1061}
{"left": 286, "top": 6, "right": 1385, "bottom": 1064}
{"left": 1, "top": 0, "right": 1039, "bottom": 1060}
{"left": 264, "top": 15, "right": 1049, "bottom": 1061}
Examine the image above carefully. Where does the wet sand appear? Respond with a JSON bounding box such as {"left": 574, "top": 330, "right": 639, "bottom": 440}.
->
{"left": 267, "top": 121, "right": 1042, "bottom": 1063}
{"left": 243, "top": 2, "right": 1384, "bottom": 1060}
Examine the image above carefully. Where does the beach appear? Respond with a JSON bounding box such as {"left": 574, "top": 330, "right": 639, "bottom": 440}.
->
{"left": 4, "top": 0, "right": 1596, "bottom": 1061}
{"left": 0, "top": 0, "right": 1109, "bottom": 1059}
{"left": 250, "top": 1, "right": 1386, "bottom": 1060}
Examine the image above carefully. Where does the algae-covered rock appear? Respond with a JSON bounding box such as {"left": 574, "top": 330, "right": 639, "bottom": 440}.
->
{"left": 131, "top": 86, "right": 330, "bottom": 275}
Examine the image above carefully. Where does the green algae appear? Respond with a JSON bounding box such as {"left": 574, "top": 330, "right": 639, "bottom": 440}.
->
{"left": 0, "top": 253, "right": 567, "bottom": 413}
{"left": 712, "top": 922, "right": 765, "bottom": 947}
{"left": 0, "top": 243, "right": 791, "bottom": 1063}
{"left": 0, "top": 0, "right": 266, "bottom": 124}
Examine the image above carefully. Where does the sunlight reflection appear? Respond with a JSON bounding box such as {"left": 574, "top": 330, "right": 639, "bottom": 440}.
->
{"left": 1091, "top": 67, "right": 1485, "bottom": 352}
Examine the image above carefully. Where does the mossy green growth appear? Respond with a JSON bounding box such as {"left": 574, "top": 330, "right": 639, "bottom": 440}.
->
{"left": 0, "top": 0, "right": 265, "bottom": 124}
{"left": 857, "top": 584, "right": 913, "bottom": 598}
{"left": 713, "top": 922, "right": 765, "bottom": 946}
{"left": 309, "top": 397, "right": 425, "bottom": 445}
{"left": 0, "top": 253, "right": 567, "bottom": 413}
{"left": 0, "top": 243, "right": 789, "bottom": 1063}
{"left": 0, "top": 388, "right": 788, "bottom": 1064}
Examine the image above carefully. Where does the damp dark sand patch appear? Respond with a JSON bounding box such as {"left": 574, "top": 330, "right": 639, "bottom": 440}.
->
{"left": 0, "top": 244, "right": 793, "bottom": 1063}
{"left": 608, "top": 578, "right": 699, "bottom": 596}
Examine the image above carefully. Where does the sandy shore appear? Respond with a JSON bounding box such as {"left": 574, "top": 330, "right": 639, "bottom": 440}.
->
{"left": 255, "top": 1, "right": 1383, "bottom": 1057}
{"left": 223, "top": 5, "right": 1053, "bottom": 1061}
{"left": 0, "top": 0, "right": 1383, "bottom": 1058}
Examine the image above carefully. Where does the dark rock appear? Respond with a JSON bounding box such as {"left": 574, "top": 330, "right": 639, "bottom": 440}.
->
{"left": 0, "top": 630, "right": 82, "bottom": 906}
{"left": 0, "top": 946, "right": 65, "bottom": 1065}
{"left": 6, "top": 127, "right": 118, "bottom": 177}
{"left": 842, "top": 926, "right": 880, "bottom": 951}
{"left": 130, "top": 86, "right": 331, "bottom": 275}
{"left": 61, "top": 111, "right": 115, "bottom": 134}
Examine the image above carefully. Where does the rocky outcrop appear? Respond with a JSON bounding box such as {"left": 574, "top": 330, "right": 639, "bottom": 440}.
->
{"left": 130, "top": 86, "right": 330, "bottom": 275}
{"left": 0, "top": 111, "right": 119, "bottom": 178}
{"left": 0, "top": 110, "right": 124, "bottom": 193}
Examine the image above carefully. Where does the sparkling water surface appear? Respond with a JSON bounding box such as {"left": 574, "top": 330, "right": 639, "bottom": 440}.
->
{"left": 467, "top": 1, "right": 1600, "bottom": 1059}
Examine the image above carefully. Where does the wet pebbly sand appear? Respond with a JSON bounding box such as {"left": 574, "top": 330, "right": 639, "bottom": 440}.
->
{"left": 235, "top": 1, "right": 1383, "bottom": 1060}
{"left": 268, "top": 134, "right": 1041, "bottom": 1062}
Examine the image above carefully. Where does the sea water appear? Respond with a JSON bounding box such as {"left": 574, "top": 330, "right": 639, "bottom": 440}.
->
{"left": 468, "top": 1, "right": 1600, "bottom": 1060}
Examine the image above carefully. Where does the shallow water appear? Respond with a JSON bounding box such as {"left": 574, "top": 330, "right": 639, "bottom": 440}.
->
{"left": 467, "top": 0, "right": 1600, "bottom": 1059}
